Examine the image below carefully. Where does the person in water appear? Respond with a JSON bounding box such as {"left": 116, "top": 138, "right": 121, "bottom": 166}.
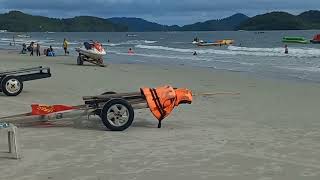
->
{"left": 63, "top": 38, "right": 69, "bottom": 55}
{"left": 128, "top": 48, "right": 134, "bottom": 55}
{"left": 36, "top": 43, "right": 41, "bottom": 56}
{"left": 193, "top": 51, "right": 197, "bottom": 55}
{"left": 284, "top": 44, "right": 288, "bottom": 54}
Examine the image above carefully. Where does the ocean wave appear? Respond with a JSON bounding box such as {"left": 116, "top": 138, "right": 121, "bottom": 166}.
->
{"left": 105, "top": 40, "right": 157, "bottom": 47}
{"left": 228, "top": 46, "right": 320, "bottom": 58}
{"left": 276, "top": 66, "right": 320, "bottom": 72}
{"left": 107, "top": 50, "right": 252, "bottom": 65}
{"left": 135, "top": 45, "right": 320, "bottom": 58}
{"left": 135, "top": 45, "right": 192, "bottom": 53}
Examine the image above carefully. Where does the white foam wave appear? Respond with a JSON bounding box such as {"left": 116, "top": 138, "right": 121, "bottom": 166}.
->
{"left": 135, "top": 45, "right": 320, "bottom": 58}
{"left": 105, "top": 40, "right": 157, "bottom": 47}
{"left": 276, "top": 66, "right": 320, "bottom": 72}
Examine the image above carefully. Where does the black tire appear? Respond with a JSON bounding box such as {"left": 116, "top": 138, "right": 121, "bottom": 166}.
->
{"left": 77, "top": 55, "right": 83, "bottom": 65}
{"left": 100, "top": 99, "right": 134, "bottom": 131}
{"left": 1, "top": 76, "right": 23, "bottom": 96}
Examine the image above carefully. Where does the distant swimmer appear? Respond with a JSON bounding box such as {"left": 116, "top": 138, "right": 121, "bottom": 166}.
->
{"left": 128, "top": 48, "right": 134, "bottom": 55}
{"left": 193, "top": 51, "right": 197, "bottom": 55}
{"left": 284, "top": 44, "right": 288, "bottom": 54}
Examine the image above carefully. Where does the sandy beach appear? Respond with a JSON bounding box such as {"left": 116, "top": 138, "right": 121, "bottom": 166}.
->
{"left": 1, "top": 50, "right": 320, "bottom": 180}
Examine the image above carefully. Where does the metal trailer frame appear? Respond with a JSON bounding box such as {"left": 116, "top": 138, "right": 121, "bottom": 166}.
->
{"left": 76, "top": 53, "right": 106, "bottom": 67}
{"left": 0, "top": 92, "right": 150, "bottom": 131}
{"left": 0, "top": 66, "right": 51, "bottom": 96}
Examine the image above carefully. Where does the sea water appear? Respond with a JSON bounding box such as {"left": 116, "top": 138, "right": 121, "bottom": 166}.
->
{"left": 1, "top": 30, "right": 320, "bottom": 82}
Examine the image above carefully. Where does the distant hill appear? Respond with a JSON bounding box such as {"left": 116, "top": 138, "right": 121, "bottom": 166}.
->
{"left": 108, "top": 17, "right": 180, "bottom": 32}
{"left": 181, "top": 13, "right": 249, "bottom": 31}
{"left": 239, "top": 10, "right": 320, "bottom": 30}
{"left": 1, "top": 10, "right": 320, "bottom": 32}
{"left": 0, "top": 11, "right": 128, "bottom": 32}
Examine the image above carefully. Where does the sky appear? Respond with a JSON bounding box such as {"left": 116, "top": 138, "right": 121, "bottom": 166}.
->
{"left": 0, "top": 0, "right": 319, "bottom": 25}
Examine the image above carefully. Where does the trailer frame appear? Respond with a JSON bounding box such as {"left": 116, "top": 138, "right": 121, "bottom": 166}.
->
{"left": 0, "top": 66, "right": 51, "bottom": 96}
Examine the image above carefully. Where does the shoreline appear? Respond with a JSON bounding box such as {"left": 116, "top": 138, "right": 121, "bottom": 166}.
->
{"left": 2, "top": 49, "right": 320, "bottom": 86}
{"left": 1, "top": 50, "right": 320, "bottom": 179}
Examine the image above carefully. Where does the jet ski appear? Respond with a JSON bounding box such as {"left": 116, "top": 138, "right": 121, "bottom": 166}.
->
{"left": 310, "top": 34, "right": 320, "bottom": 44}
{"left": 75, "top": 41, "right": 106, "bottom": 60}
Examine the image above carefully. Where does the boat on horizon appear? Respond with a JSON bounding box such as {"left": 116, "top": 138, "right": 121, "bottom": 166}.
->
{"left": 127, "top": 34, "right": 137, "bottom": 37}
{"left": 17, "top": 34, "right": 31, "bottom": 38}
{"left": 282, "top": 36, "right": 308, "bottom": 44}
{"left": 195, "top": 39, "right": 234, "bottom": 47}
{"left": 310, "top": 34, "right": 320, "bottom": 44}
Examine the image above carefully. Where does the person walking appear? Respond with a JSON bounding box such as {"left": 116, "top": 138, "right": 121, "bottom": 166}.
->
{"left": 36, "top": 43, "right": 41, "bottom": 56}
{"left": 63, "top": 38, "right": 69, "bottom": 55}
{"left": 30, "top": 42, "right": 34, "bottom": 56}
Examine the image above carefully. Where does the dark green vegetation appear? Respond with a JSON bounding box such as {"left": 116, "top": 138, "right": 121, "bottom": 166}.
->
{"left": 0, "top": 11, "right": 127, "bottom": 32}
{"left": 180, "top": 13, "right": 249, "bottom": 31}
{"left": 1, "top": 10, "right": 320, "bottom": 32}
{"left": 108, "top": 17, "right": 180, "bottom": 32}
{"left": 239, "top": 10, "right": 320, "bottom": 30}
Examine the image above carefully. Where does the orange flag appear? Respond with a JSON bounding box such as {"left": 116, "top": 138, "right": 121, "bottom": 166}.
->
{"left": 31, "top": 104, "right": 76, "bottom": 115}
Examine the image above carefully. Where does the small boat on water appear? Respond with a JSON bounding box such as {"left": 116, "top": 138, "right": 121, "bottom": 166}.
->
{"left": 196, "top": 39, "right": 234, "bottom": 47}
{"left": 310, "top": 34, "right": 320, "bottom": 44}
{"left": 0, "top": 30, "right": 8, "bottom": 33}
{"left": 282, "top": 36, "right": 308, "bottom": 44}
{"left": 127, "top": 34, "right": 137, "bottom": 37}
{"left": 17, "top": 34, "right": 31, "bottom": 38}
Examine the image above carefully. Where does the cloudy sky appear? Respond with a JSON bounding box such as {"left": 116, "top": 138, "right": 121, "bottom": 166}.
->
{"left": 0, "top": 0, "right": 319, "bottom": 25}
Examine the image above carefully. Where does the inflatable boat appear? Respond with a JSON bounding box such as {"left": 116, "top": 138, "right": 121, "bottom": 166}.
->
{"left": 282, "top": 37, "right": 308, "bottom": 44}
{"left": 75, "top": 41, "right": 106, "bottom": 60}
{"left": 310, "top": 34, "right": 320, "bottom": 44}
{"left": 196, "top": 39, "right": 234, "bottom": 47}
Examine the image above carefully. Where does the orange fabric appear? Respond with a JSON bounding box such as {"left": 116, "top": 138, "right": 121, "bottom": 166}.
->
{"left": 31, "top": 104, "right": 75, "bottom": 115}
{"left": 174, "top": 88, "right": 193, "bottom": 106}
{"left": 93, "top": 42, "right": 103, "bottom": 52}
{"left": 141, "top": 85, "right": 193, "bottom": 121}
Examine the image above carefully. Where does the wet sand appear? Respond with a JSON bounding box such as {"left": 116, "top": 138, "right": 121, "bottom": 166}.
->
{"left": 1, "top": 51, "right": 320, "bottom": 180}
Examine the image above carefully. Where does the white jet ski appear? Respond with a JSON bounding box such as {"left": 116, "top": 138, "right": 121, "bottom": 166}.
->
{"left": 75, "top": 41, "right": 106, "bottom": 60}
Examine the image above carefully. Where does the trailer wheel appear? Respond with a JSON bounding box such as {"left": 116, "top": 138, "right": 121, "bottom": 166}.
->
{"left": 77, "top": 55, "right": 83, "bottom": 65}
{"left": 100, "top": 99, "right": 134, "bottom": 131}
{"left": 1, "top": 76, "right": 23, "bottom": 96}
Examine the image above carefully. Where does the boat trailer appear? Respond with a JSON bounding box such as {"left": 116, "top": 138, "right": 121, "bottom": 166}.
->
{"left": 0, "top": 90, "right": 191, "bottom": 131}
{"left": 76, "top": 51, "right": 106, "bottom": 67}
{"left": 0, "top": 66, "right": 51, "bottom": 96}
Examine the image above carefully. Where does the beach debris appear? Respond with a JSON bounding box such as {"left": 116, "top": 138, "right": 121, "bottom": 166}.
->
{"left": 0, "top": 123, "right": 20, "bottom": 159}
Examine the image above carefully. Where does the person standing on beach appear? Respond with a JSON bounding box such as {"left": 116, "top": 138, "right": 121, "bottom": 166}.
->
{"left": 63, "top": 38, "right": 69, "bottom": 55}
{"left": 30, "top": 42, "right": 34, "bottom": 56}
{"left": 36, "top": 43, "right": 41, "bottom": 56}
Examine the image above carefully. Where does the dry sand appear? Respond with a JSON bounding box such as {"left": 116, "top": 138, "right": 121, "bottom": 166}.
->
{"left": 1, "top": 51, "right": 320, "bottom": 180}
